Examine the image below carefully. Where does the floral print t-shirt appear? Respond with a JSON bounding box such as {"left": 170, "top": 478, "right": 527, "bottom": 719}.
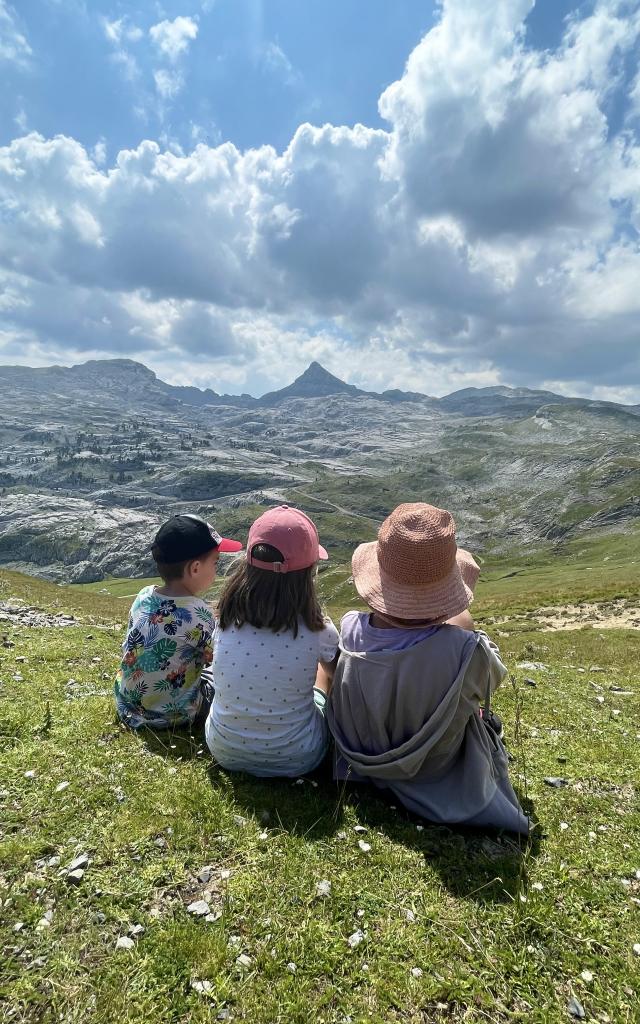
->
{"left": 115, "top": 586, "right": 214, "bottom": 729}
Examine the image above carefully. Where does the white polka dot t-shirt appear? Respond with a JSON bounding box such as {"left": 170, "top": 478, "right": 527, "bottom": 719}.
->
{"left": 204, "top": 617, "right": 339, "bottom": 777}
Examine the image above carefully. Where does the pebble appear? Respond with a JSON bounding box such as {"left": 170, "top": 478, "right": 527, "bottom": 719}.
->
{"left": 35, "top": 917, "right": 51, "bottom": 931}
{"left": 560, "top": 822, "right": 569, "bottom": 831}
{"left": 581, "top": 970, "right": 594, "bottom": 983}
{"left": 13, "top": 922, "right": 24, "bottom": 932}
{"left": 410, "top": 967, "right": 423, "bottom": 978}
{"left": 347, "top": 929, "right": 365, "bottom": 948}
{"left": 68, "top": 854, "right": 90, "bottom": 872}
{"left": 24, "top": 770, "right": 36, "bottom": 779}
{"left": 568, "top": 996, "right": 586, "bottom": 1019}
{"left": 116, "top": 936, "right": 135, "bottom": 951}
{"left": 633, "top": 943, "right": 640, "bottom": 956}
{"left": 357, "top": 840, "right": 371, "bottom": 853}
{"left": 187, "top": 900, "right": 210, "bottom": 917}
{"left": 66, "top": 869, "right": 85, "bottom": 885}
{"left": 55, "top": 781, "right": 70, "bottom": 793}
{"left": 316, "top": 879, "right": 331, "bottom": 897}
{"left": 128, "top": 924, "right": 145, "bottom": 937}
{"left": 404, "top": 909, "right": 416, "bottom": 922}
{"left": 543, "top": 777, "right": 569, "bottom": 788}
{"left": 233, "top": 815, "right": 247, "bottom": 827}
{"left": 286, "top": 962, "right": 297, "bottom": 973}
{"left": 236, "top": 953, "right": 252, "bottom": 969}
{"left": 353, "top": 825, "right": 368, "bottom": 834}
{"left": 524, "top": 678, "right": 537, "bottom": 687}
{"left": 191, "top": 980, "right": 213, "bottom": 995}
{"left": 154, "top": 837, "right": 167, "bottom": 849}
{"left": 197, "top": 867, "right": 213, "bottom": 884}
{"left": 205, "top": 911, "right": 222, "bottom": 923}
{"left": 47, "top": 856, "right": 60, "bottom": 867}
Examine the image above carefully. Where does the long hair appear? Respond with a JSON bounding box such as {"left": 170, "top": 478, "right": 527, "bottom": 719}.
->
{"left": 217, "top": 543, "right": 325, "bottom": 637}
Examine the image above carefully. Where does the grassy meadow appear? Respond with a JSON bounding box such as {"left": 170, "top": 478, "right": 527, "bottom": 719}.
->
{"left": 1, "top": 538, "right": 639, "bottom": 1023}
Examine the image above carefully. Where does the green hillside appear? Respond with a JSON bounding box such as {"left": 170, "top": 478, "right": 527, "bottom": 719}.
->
{"left": 1, "top": 546, "right": 639, "bottom": 1023}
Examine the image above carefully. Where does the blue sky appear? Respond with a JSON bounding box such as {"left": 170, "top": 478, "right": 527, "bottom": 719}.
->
{"left": 3, "top": 1, "right": 436, "bottom": 155}
{"left": 1, "top": 0, "right": 639, "bottom": 400}
{"left": 3, "top": 1, "right": 591, "bottom": 156}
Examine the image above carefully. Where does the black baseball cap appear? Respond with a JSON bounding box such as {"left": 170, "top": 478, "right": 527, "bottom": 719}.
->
{"left": 152, "top": 514, "right": 243, "bottom": 562}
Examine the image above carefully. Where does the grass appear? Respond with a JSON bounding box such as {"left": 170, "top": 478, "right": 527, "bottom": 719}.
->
{"left": 1, "top": 550, "right": 639, "bottom": 1024}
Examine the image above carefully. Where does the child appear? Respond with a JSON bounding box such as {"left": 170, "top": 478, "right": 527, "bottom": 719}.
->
{"left": 115, "top": 514, "right": 242, "bottom": 730}
{"left": 326, "top": 503, "right": 529, "bottom": 834}
{"left": 205, "top": 505, "right": 339, "bottom": 776}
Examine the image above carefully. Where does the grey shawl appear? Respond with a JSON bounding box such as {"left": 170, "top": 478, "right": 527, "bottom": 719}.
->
{"left": 326, "top": 626, "right": 529, "bottom": 833}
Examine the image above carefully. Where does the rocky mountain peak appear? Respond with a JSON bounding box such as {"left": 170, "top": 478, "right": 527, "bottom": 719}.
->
{"left": 258, "top": 361, "right": 365, "bottom": 405}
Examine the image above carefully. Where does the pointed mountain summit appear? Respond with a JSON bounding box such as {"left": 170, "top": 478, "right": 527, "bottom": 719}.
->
{"left": 258, "top": 361, "right": 367, "bottom": 405}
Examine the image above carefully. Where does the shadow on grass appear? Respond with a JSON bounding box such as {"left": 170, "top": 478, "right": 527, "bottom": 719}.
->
{"left": 135, "top": 722, "right": 541, "bottom": 894}
{"left": 341, "top": 780, "right": 541, "bottom": 904}
{"left": 205, "top": 754, "right": 347, "bottom": 841}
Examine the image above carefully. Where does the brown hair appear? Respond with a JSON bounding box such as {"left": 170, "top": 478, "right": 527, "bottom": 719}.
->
{"left": 217, "top": 543, "right": 325, "bottom": 637}
{"left": 151, "top": 544, "right": 192, "bottom": 583}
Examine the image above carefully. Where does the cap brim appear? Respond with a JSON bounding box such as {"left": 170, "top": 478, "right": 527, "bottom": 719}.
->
{"left": 217, "top": 538, "right": 244, "bottom": 553}
{"left": 318, "top": 544, "right": 329, "bottom": 561}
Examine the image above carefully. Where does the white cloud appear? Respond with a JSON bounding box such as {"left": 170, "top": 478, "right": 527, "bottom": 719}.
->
{"left": 149, "top": 15, "right": 198, "bottom": 62}
{"left": 1, "top": 1, "right": 640, "bottom": 399}
{"left": 153, "top": 69, "right": 184, "bottom": 99}
{"left": 0, "top": 1, "right": 32, "bottom": 66}
{"left": 102, "top": 17, "right": 143, "bottom": 46}
{"left": 261, "top": 42, "right": 299, "bottom": 85}
{"left": 102, "top": 16, "right": 143, "bottom": 81}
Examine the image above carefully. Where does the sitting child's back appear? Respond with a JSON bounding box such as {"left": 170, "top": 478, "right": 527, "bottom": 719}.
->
{"left": 115, "top": 514, "right": 241, "bottom": 729}
{"left": 327, "top": 503, "right": 529, "bottom": 834}
{"left": 206, "top": 615, "right": 337, "bottom": 776}
{"left": 205, "top": 505, "right": 338, "bottom": 776}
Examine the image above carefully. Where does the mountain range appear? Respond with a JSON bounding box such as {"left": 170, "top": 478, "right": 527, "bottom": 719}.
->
{"left": 0, "top": 357, "right": 638, "bottom": 583}
{"left": 2, "top": 357, "right": 638, "bottom": 417}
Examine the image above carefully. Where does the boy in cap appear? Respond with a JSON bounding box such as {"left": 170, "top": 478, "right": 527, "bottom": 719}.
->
{"left": 115, "top": 515, "right": 242, "bottom": 730}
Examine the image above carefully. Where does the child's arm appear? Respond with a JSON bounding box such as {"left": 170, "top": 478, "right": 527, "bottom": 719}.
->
{"left": 446, "top": 609, "right": 475, "bottom": 630}
{"left": 315, "top": 654, "right": 339, "bottom": 695}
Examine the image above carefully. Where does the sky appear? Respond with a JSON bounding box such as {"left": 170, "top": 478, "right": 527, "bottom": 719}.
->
{"left": 1, "top": 0, "right": 639, "bottom": 401}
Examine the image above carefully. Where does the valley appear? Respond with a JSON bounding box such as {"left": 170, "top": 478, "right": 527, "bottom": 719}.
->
{"left": 0, "top": 358, "right": 639, "bottom": 582}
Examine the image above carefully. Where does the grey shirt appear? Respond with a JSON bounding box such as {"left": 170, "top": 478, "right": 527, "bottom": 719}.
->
{"left": 327, "top": 625, "right": 529, "bottom": 833}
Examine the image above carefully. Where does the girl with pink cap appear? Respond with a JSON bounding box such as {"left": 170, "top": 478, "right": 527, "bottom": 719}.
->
{"left": 204, "top": 506, "right": 339, "bottom": 776}
{"left": 326, "top": 503, "right": 529, "bottom": 833}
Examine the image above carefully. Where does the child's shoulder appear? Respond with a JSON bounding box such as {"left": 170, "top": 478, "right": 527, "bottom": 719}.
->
{"left": 339, "top": 610, "right": 365, "bottom": 633}
{"left": 131, "top": 584, "right": 156, "bottom": 609}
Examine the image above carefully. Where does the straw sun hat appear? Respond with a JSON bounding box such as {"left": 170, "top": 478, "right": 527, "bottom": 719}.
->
{"left": 352, "top": 503, "right": 477, "bottom": 622}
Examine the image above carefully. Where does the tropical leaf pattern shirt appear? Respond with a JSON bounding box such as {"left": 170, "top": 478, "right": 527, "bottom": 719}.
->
{"left": 115, "top": 586, "right": 215, "bottom": 729}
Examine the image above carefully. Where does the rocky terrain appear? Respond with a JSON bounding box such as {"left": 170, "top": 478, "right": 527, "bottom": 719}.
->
{"left": 0, "top": 358, "right": 638, "bottom": 581}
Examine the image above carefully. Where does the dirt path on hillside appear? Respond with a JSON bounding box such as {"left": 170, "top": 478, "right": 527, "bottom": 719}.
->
{"left": 493, "top": 598, "right": 640, "bottom": 632}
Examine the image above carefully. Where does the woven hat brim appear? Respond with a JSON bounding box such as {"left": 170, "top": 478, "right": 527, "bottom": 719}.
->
{"left": 352, "top": 541, "right": 472, "bottom": 621}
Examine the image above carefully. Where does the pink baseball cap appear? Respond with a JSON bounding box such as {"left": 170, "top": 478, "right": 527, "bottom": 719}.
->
{"left": 247, "top": 505, "right": 328, "bottom": 573}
